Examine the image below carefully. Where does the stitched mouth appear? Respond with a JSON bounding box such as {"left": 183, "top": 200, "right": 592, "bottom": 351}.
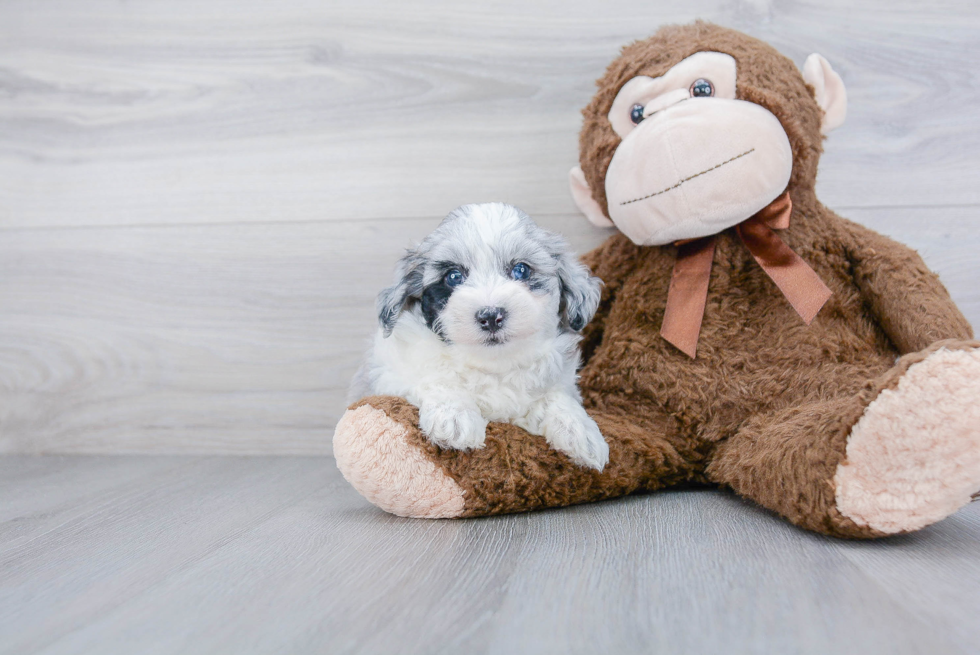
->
{"left": 619, "top": 148, "right": 755, "bottom": 206}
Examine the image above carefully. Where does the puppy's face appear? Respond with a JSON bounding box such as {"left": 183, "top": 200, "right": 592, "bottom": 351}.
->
{"left": 421, "top": 223, "right": 558, "bottom": 347}
{"left": 379, "top": 203, "right": 601, "bottom": 348}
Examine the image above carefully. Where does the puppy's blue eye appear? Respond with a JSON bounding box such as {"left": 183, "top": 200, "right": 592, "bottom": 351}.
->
{"left": 445, "top": 269, "right": 465, "bottom": 287}
{"left": 510, "top": 262, "right": 531, "bottom": 280}
{"left": 690, "top": 78, "right": 714, "bottom": 98}
{"left": 629, "top": 103, "right": 645, "bottom": 125}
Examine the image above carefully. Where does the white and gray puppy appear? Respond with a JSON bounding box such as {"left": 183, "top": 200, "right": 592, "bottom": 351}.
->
{"left": 350, "top": 202, "right": 609, "bottom": 470}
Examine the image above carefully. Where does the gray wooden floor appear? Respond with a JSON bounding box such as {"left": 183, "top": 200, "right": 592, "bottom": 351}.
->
{"left": 2, "top": 456, "right": 979, "bottom": 655}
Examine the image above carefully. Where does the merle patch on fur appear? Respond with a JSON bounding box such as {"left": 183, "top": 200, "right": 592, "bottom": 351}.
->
{"left": 420, "top": 281, "right": 454, "bottom": 337}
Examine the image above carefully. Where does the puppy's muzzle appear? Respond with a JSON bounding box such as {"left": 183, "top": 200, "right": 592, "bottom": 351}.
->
{"left": 475, "top": 306, "right": 507, "bottom": 334}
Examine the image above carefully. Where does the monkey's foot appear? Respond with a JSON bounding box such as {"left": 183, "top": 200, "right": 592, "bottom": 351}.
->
{"left": 835, "top": 346, "right": 980, "bottom": 534}
{"left": 333, "top": 400, "right": 465, "bottom": 519}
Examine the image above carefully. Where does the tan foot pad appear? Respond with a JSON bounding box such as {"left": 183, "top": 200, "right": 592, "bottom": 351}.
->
{"left": 333, "top": 404, "right": 465, "bottom": 518}
{"left": 836, "top": 347, "right": 980, "bottom": 534}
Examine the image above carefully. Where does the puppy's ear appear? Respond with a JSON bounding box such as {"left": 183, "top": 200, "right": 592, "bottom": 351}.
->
{"left": 377, "top": 249, "right": 425, "bottom": 337}
{"left": 556, "top": 250, "right": 602, "bottom": 332}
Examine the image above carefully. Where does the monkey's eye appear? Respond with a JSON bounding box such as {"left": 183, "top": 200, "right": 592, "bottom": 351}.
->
{"left": 629, "top": 103, "right": 646, "bottom": 125}
{"left": 510, "top": 262, "right": 531, "bottom": 281}
{"left": 690, "top": 78, "right": 714, "bottom": 98}
{"left": 445, "top": 269, "right": 465, "bottom": 287}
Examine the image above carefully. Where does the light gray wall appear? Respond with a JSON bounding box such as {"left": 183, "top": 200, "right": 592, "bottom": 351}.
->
{"left": 1, "top": 0, "right": 977, "bottom": 454}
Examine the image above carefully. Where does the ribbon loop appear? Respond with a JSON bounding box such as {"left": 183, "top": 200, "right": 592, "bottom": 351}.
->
{"left": 660, "top": 192, "right": 832, "bottom": 358}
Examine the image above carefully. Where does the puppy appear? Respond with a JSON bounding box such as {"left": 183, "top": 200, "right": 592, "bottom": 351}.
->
{"left": 350, "top": 202, "right": 608, "bottom": 470}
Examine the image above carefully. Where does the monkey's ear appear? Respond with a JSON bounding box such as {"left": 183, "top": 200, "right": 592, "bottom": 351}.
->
{"left": 569, "top": 165, "right": 615, "bottom": 228}
{"left": 803, "top": 53, "right": 847, "bottom": 135}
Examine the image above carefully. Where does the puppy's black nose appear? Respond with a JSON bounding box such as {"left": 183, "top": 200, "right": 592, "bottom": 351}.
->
{"left": 475, "top": 306, "right": 507, "bottom": 333}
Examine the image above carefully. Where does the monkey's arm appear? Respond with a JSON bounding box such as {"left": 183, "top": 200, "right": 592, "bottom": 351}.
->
{"left": 578, "top": 234, "right": 639, "bottom": 364}
{"left": 841, "top": 218, "right": 973, "bottom": 353}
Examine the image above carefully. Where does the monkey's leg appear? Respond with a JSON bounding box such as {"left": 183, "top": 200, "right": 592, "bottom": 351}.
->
{"left": 332, "top": 396, "right": 698, "bottom": 518}
{"left": 707, "top": 340, "right": 980, "bottom": 538}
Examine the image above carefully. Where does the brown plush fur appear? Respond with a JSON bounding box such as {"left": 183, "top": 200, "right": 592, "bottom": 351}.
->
{"left": 341, "top": 23, "right": 975, "bottom": 538}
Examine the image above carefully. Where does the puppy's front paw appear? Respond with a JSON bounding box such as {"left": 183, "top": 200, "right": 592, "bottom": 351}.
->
{"left": 418, "top": 402, "right": 488, "bottom": 451}
{"left": 541, "top": 401, "right": 609, "bottom": 471}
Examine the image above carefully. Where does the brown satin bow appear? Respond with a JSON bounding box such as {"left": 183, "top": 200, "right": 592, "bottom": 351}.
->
{"left": 660, "top": 191, "right": 832, "bottom": 358}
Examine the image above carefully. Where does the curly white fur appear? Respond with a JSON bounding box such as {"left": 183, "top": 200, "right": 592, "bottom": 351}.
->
{"left": 351, "top": 203, "right": 608, "bottom": 470}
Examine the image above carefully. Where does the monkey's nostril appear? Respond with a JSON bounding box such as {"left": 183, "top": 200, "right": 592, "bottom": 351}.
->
{"left": 475, "top": 307, "right": 507, "bottom": 333}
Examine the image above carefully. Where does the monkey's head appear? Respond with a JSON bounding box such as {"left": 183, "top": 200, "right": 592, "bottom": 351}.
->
{"left": 570, "top": 22, "right": 846, "bottom": 246}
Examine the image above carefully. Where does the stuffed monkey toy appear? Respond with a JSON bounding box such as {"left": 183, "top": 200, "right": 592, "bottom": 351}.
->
{"left": 333, "top": 22, "right": 980, "bottom": 538}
